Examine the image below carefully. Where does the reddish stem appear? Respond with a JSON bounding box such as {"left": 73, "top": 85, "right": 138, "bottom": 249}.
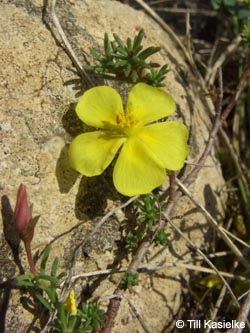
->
{"left": 24, "top": 241, "right": 38, "bottom": 276}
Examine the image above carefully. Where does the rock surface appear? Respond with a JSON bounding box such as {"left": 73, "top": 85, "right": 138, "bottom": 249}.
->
{"left": 0, "top": 0, "right": 225, "bottom": 332}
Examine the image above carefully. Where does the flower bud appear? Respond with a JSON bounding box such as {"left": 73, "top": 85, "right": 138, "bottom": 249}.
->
{"left": 14, "top": 184, "right": 34, "bottom": 243}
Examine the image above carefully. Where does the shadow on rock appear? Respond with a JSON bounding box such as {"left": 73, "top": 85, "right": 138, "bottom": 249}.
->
{"left": 75, "top": 166, "right": 123, "bottom": 220}
{"left": 56, "top": 143, "right": 79, "bottom": 193}
{"left": 1, "top": 195, "right": 24, "bottom": 274}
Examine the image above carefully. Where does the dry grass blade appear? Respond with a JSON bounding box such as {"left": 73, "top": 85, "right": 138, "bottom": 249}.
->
{"left": 164, "top": 214, "right": 240, "bottom": 307}
{"left": 133, "top": 0, "right": 197, "bottom": 71}
{"left": 205, "top": 35, "right": 242, "bottom": 85}
{"left": 205, "top": 261, "right": 239, "bottom": 333}
{"left": 205, "top": 284, "right": 227, "bottom": 333}
{"left": 67, "top": 261, "right": 247, "bottom": 285}
{"left": 175, "top": 178, "right": 249, "bottom": 269}
{"left": 145, "top": 262, "right": 247, "bottom": 281}
{"left": 154, "top": 7, "right": 217, "bottom": 16}
{"left": 222, "top": 228, "right": 250, "bottom": 249}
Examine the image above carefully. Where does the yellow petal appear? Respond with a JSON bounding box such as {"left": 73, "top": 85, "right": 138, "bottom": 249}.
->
{"left": 126, "top": 83, "right": 175, "bottom": 125}
{"left": 137, "top": 122, "right": 189, "bottom": 170}
{"left": 113, "top": 137, "right": 166, "bottom": 196}
{"left": 69, "top": 131, "right": 126, "bottom": 176}
{"left": 199, "top": 274, "right": 222, "bottom": 289}
{"left": 76, "top": 86, "right": 124, "bottom": 129}
{"left": 64, "top": 290, "right": 77, "bottom": 315}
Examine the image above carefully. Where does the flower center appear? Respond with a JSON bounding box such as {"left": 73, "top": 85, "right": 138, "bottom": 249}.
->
{"left": 116, "top": 112, "right": 139, "bottom": 136}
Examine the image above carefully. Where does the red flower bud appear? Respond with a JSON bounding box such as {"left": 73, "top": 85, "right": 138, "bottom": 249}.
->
{"left": 14, "top": 184, "right": 34, "bottom": 243}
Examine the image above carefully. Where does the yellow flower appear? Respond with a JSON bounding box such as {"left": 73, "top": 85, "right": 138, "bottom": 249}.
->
{"left": 64, "top": 290, "right": 77, "bottom": 315}
{"left": 69, "top": 83, "right": 189, "bottom": 196}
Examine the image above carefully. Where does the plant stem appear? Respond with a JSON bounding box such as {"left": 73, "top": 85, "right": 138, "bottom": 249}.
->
{"left": 24, "top": 241, "right": 38, "bottom": 276}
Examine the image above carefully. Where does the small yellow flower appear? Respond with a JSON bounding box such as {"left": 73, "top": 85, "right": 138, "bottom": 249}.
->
{"left": 64, "top": 290, "right": 77, "bottom": 315}
{"left": 69, "top": 83, "right": 189, "bottom": 196}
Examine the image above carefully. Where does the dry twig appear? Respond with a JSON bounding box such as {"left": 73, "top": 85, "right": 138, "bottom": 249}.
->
{"left": 67, "top": 262, "right": 247, "bottom": 285}
{"left": 134, "top": 0, "right": 197, "bottom": 71}
{"left": 165, "top": 215, "right": 239, "bottom": 306}
{"left": 175, "top": 178, "right": 249, "bottom": 268}
{"left": 205, "top": 35, "right": 242, "bottom": 85}
{"left": 49, "top": 0, "right": 94, "bottom": 87}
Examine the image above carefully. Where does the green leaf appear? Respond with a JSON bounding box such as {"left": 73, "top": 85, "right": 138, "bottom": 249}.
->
{"left": 34, "top": 284, "right": 50, "bottom": 293}
{"left": 35, "top": 293, "right": 53, "bottom": 311}
{"left": 84, "top": 64, "right": 95, "bottom": 70}
{"left": 85, "top": 31, "right": 169, "bottom": 86}
{"left": 138, "top": 46, "right": 161, "bottom": 60}
{"left": 242, "top": 19, "right": 250, "bottom": 44}
{"left": 113, "top": 33, "right": 125, "bottom": 49}
{"left": 16, "top": 273, "right": 33, "bottom": 284}
{"left": 238, "top": 8, "right": 250, "bottom": 20}
{"left": 51, "top": 257, "right": 59, "bottom": 277}
{"left": 78, "top": 303, "right": 106, "bottom": 330}
{"left": 111, "top": 53, "right": 127, "bottom": 60}
{"left": 211, "top": 0, "right": 222, "bottom": 10}
{"left": 46, "top": 286, "right": 57, "bottom": 304}
{"left": 121, "top": 272, "right": 138, "bottom": 289}
{"left": 158, "top": 64, "right": 169, "bottom": 75}
{"left": 111, "top": 40, "right": 117, "bottom": 52}
{"left": 154, "top": 229, "right": 170, "bottom": 246}
{"left": 104, "top": 32, "right": 112, "bottom": 57}
{"left": 16, "top": 280, "right": 35, "bottom": 287}
{"left": 31, "top": 215, "right": 40, "bottom": 227}
{"left": 116, "top": 47, "right": 128, "bottom": 57}
{"left": 133, "top": 29, "right": 145, "bottom": 53}
{"left": 57, "top": 301, "right": 66, "bottom": 324}
{"left": 68, "top": 315, "right": 77, "bottom": 330}
{"left": 40, "top": 245, "right": 51, "bottom": 274}
{"left": 57, "top": 271, "right": 67, "bottom": 281}
{"left": 126, "top": 37, "right": 132, "bottom": 52}
{"left": 37, "top": 273, "right": 58, "bottom": 284}
{"left": 124, "top": 63, "right": 132, "bottom": 77}
{"left": 89, "top": 48, "right": 102, "bottom": 61}
{"left": 131, "top": 70, "right": 138, "bottom": 83}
